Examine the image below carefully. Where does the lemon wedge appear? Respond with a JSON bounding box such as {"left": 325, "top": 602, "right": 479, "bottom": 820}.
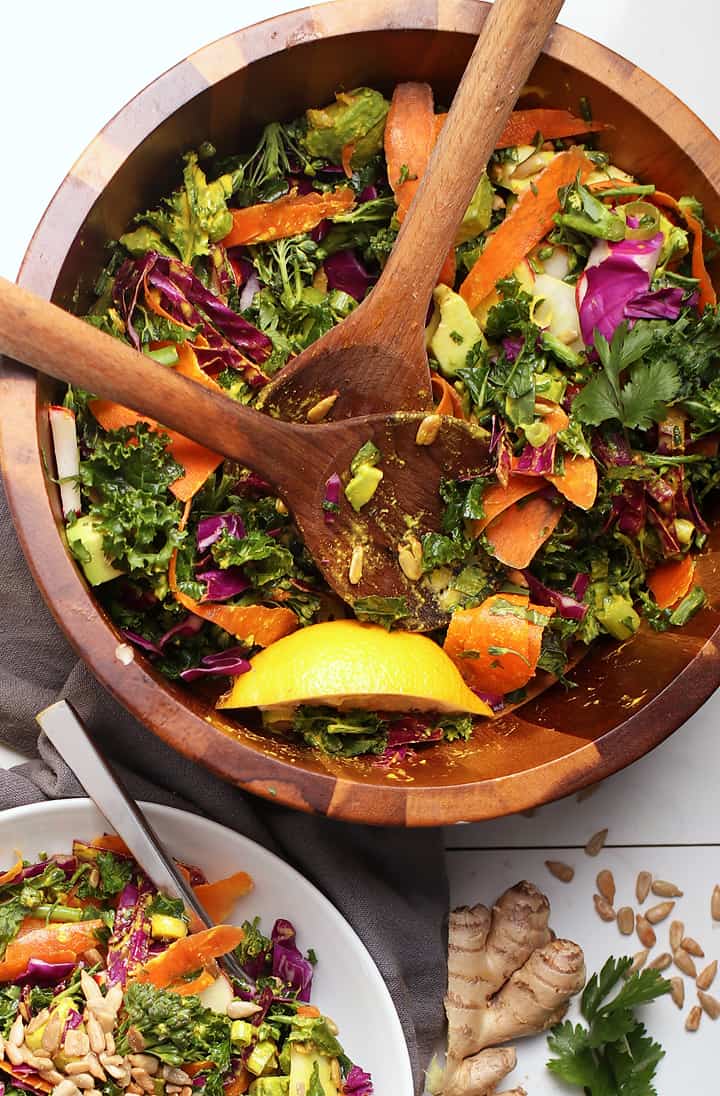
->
{"left": 217, "top": 620, "right": 491, "bottom": 716}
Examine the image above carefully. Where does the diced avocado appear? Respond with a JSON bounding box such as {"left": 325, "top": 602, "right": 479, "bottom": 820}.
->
{"left": 25, "top": 998, "right": 76, "bottom": 1053}
{"left": 658, "top": 213, "right": 689, "bottom": 268}
{"left": 289, "top": 1047, "right": 339, "bottom": 1096}
{"left": 66, "top": 515, "right": 122, "bottom": 586}
{"left": 593, "top": 586, "right": 640, "bottom": 641}
{"left": 231, "top": 1019, "right": 256, "bottom": 1048}
{"left": 248, "top": 1080, "right": 290, "bottom": 1096}
{"left": 150, "top": 914, "right": 187, "bottom": 940}
{"left": 524, "top": 421, "right": 551, "bottom": 448}
{"left": 304, "top": 88, "right": 389, "bottom": 169}
{"left": 246, "top": 1040, "right": 278, "bottom": 1077}
{"left": 429, "top": 285, "right": 486, "bottom": 378}
{"left": 540, "top": 334, "right": 580, "bottom": 370}
{"left": 456, "top": 174, "right": 494, "bottom": 244}
{"left": 345, "top": 465, "right": 383, "bottom": 512}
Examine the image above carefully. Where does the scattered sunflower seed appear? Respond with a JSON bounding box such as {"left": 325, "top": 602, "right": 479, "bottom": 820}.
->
{"left": 698, "top": 990, "right": 720, "bottom": 1020}
{"left": 306, "top": 392, "right": 339, "bottom": 423}
{"left": 697, "top": 960, "right": 718, "bottom": 991}
{"left": 648, "top": 952, "right": 672, "bottom": 972}
{"left": 624, "top": 950, "right": 649, "bottom": 978}
{"left": 636, "top": 871, "right": 652, "bottom": 904}
{"left": 545, "top": 860, "right": 574, "bottom": 883}
{"left": 681, "top": 937, "right": 705, "bottom": 959}
{"left": 670, "top": 920, "right": 684, "bottom": 953}
{"left": 675, "top": 949, "right": 698, "bottom": 978}
{"left": 415, "top": 414, "right": 442, "bottom": 446}
{"left": 670, "top": 977, "right": 685, "bottom": 1009}
{"left": 651, "top": 880, "right": 683, "bottom": 898}
{"left": 646, "top": 900, "right": 675, "bottom": 925}
{"left": 585, "top": 828, "right": 608, "bottom": 857}
{"left": 636, "top": 914, "right": 656, "bottom": 949}
{"left": 712, "top": 885, "right": 720, "bottom": 922}
{"left": 686, "top": 1005, "right": 702, "bottom": 1032}
{"left": 596, "top": 869, "right": 615, "bottom": 904}
{"left": 593, "top": 894, "right": 616, "bottom": 922}
{"left": 617, "top": 907, "right": 635, "bottom": 935}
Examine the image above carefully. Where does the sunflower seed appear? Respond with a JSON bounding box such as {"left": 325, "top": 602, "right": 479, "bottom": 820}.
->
{"left": 128, "top": 1056, "right": 159, "bottom": 1075}
{"left": 624, "top": 950, "right": 649, "bottom": 978}
{"left": 698, "top": 990, "right": 720, "bottom": 1020}
{"left": 697, "top": 960, "right": 718, "bottom": 990}
{"left": 585, "top": 829, "right": 608, "bottom": 857}
{"left": 648, "top": 952, "right": 672, "bottom": 972}
{"left": 27, "top": 1009, "right": 50, "bottom": 1035}
{"left": 67, "top": 1061, "right": 97, "bottom": 1077}
{"left": 42, "top": 1010, "right": 64, "bottom": 1055}
{"left": 713, "top": 885, "right": 720, "bottom": 922}
{"left": 348, "top": 545, "right": 364, "bottom": 585}
{"left": 80, "top": 972, "right": 103, "bottom": 1007}
{"left": 8, "top": 1015, "right": 24, "bottom": 1047}
{"left": 226, "top": 1001, "right": 262, "bottom": 1020}
{"left": 64, "top": 1031, "right": 90, "bottom": 1058}
{"left": 596, "top": 869, "right": 616, "bottom": 903}
{"left": 104, "top": 1034, "right": 116, "bottom": 1056}
{"left": 69, "top": 1075, "right": 95, "bottom": 1091}
{"left": 179, "top": 1088, "right": 192, "bottom": 1096}
{"left": 670, "top": 920, "right": 684, "bottom": 953}
{"left": 681, "top": 937, "right": 705, "bottom": 959}
{"left": 126, "top": 1085, "right": 144, "bottom": 1096}
{"left": 636, "top": 915, "right": 656, "bottom": 949}
{"left": 593, "top": 894, "right": 616, "bottom": 922}
{"left": 86, "top": 1017, "right": 105, "bottom": 1056}
{"left": 398, "top": 536, "right": 423, "bottom": 582}
{"left": 5, "top": 1042, "right": 23, "bottom": 1066}
{"left": 512, "top": 150, "right": 550, "bottom": 181}
{"left": 81, "top": 949, "right": 104, "bottom": 967}
{"left": 545, "top": 860, "right": 574, "bottom": 883}
{"left": 163, "top": 1068, "right": 192, "bottom": 1086}
{"left": 636, "top": 871, "right": 652, "bottom": 904}
{"left": 130, "top": 1069, "right": 154, "bottom": 1094}
{"left": 646, "top": 900, "right": 675, "bottom": 925}
{"left": 306, "top": 392, "right": 339, "bottom": 423}
{"left": 617, "top": 907, "right": 635, "bottom": 935}
{"left": 126, "top": 1028, "right": 145, "bottom": 1053}
{"left": 686, "top": 1005, "right": 702, "bottom": 1032}
{"left": 651, "top": 880, "right": 683, "bottom": 898}
{"left": 415, "top": 414, "right": 442, "bottom": 446}
{"left": 670, "top": 977, "right": 685, "bottom": 1009}
{"left": 52, "top": 1082, "right": 81, "bottom": 1096}
{"left": 24, "top": 1051, "right": 55, "bottom": 1071}
{"left": 675, "top": 949, "right": 698, "bottom": 978}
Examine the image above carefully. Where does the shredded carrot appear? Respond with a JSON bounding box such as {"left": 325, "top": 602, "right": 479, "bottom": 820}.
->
{"left": 341, "top": 140, "right": 356, "bottom": 178}
{"left": 444, "top": 592, "right": 552, "bottom": 694}
{"left": 495, "top": 108, "right": 610, "bottom": 148}
{"left": 185, "top": 1064, "right": 215, "bottom": 1079}
{"left": 134, "top": 925, "right": 245, "bottom": 988}
{"left": 168, "top": 548, "right": 297, "bottom": 646}
{"left": 0, "top": 922, "right": 104, "bottom": 981}
{"left": 431, "top": 374, "right": 465, "bottom": 418}
{"left": 649, "top": 192, "right": 716, "bottom": 311}
{"left": 296, "top": 1004, "right": 321, "bottom": 1018}
{"left": 90, "top": 834, "right": 131, "bottom": 855}
{"left": 0, "top": 1064, "right": 51, "bottom": 1094}
{"left": 647, "top": 555, "right": 696, "bottom": 609}
{"left": 437, "top": 247, "right": 457, "bottom": 287}
{"left": 223, "top": 1070, "right": 251, "bottom": 1096}
{"left": 194, "top": 872, "right": 254, "bottom": 923}
{"left": 222, "top": 188, "right": 355, "bottom": 247}
{"left": 0, "top": 857, "right": 23, "bottom": 886}
{"left": 470, "top": 476, "right": 545, "bottom": 537}
{"left": 385, "top": 82, "right": 436, "bottom": 222}
{"left": 535, "top": 398, "right": 569, "bottom": 436}
{"left": 459, "top": 148, "right": 593, "bottom": 312}
{"left": 546, "top": 455, "right": 598, "bottom": 510}
{"left": 165, "top": 969, "right": 216, "bottom": 997}
{"left": 484, "top": 494, "right": 563, "bottom": 569}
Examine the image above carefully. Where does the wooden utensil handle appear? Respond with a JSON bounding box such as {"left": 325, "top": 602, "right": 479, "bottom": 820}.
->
{"left": 0, "top": 277, "right": 308, "bottom": 482}
{"left": 375, "top": 0, "right": 564, "bottom": 327}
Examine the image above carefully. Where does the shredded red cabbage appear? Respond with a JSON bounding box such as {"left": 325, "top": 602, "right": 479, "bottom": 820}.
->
{"left": 624, "top": 285, "right": 693, "bottom": 321}
{"left": 323, "top": 473, "right": 342, "bottom": 525}
{"left": 13, "top": 959, "right": 77, "bottom": 986}
{"left": 179, "top": 649, "right": 251, "bottom": 682}
{"left": 19, "top": 855, "right": 76, "bottom": 881}
{"left": 472, "top": 688, "right": 505, "bottom": 712}
{"left": 578, "top": 233, "right": 663, "bottom": 344}
{"left": 593, "top": 431, "right": 633, "bottom": 467}
{"left": 106, "top": 879, "right": 153, "bottom": 986}
{"left": 514, "top": 437, "right": 557, "bottom": 476}
{"left": 271, "top": 919, "right": 313, "bottom": 1002}
{"left": 196, "top": 567, "right": 249, "bottom": 603}
{"left": 501, "top": 335, "right": 524, "bottom": 362}
{"left": 343, "top": 1066, "right": 374, "bottom": 1095}
{"left": 324, "top": 250, "right": 375, "bottom": 301}
{"left": 522, "top": 571, "right": 588, "bottom": 620}
{"left": 572, "top": 573, "right": 590, "bottom": 600}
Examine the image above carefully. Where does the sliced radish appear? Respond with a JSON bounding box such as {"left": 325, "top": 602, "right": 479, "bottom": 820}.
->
{"left": 49, "top": 406, "right": 81, "bottom": 517}
{"left": 197, "top": 972, "right": 234, "bottom": 1014}
{"left": 540, "top": 246, "right": 570, "bottom": 280}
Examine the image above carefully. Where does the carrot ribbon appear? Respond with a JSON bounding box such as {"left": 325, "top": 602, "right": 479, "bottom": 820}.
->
{"left": 223, "top": 188, "right": 355, "bottom": 247}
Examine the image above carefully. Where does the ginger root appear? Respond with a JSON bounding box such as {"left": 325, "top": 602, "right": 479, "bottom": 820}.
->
{"left": 442, "top": 881, "right": 585, "bottom": 1096}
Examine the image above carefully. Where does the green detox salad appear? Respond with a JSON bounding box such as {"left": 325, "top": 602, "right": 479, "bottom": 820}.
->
{"left": 0, "top": 837, "right": 372, "bottom": 1095}
{"left": 52, "top": 81, "right": 720, "bottom": 762}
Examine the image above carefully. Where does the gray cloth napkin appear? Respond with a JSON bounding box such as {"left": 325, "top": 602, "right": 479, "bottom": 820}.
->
{"left": 0, "top": 477, "right": 447, "bottom": 1091}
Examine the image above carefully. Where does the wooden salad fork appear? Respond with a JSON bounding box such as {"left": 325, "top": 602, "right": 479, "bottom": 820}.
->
{"left": 256, "top": 0, "right": 565, "bottom": 422}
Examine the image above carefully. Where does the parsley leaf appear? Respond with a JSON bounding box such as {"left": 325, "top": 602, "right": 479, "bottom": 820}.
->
{"left": 0, "top": 985, "right": 20, "bottom": 1037}
{"left": 77, "top": 852, "right": 133, "bottom": 900}
{"left": 293, "top": 707, "right": 387, "bottom": 757}
{"left": 118, "top": 982, "right": 232, "bottom": 1070}
{"left": 573, "top": 323, "right": 680, "bottom": 430}
{"left": 147, "top": 894, "right": 186, "bottom": 921}
{"left": 0, "top": 898, "right": 27, "bottom": 960}
{"left": 547, "top": 957, "right": 670, "bottom": 1094}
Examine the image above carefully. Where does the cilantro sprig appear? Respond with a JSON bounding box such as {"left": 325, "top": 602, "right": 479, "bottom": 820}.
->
{"left": 573, "top": 323, "right": 681, "bottom": 431}
{"left": 547, "top": 956, "right": 671, "bottom": 1094}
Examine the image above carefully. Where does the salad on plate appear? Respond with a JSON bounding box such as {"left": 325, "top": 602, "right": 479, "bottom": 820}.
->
{"left": 0, "top": 836, "right": 371, "bottom": 1096}
{"left": 53, "top": 82, "right": 720, "bottom": 763}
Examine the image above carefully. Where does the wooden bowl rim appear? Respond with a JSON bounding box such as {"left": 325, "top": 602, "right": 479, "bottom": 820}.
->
{"left": 3, "top": 0, "right": 720, "bottom": 826}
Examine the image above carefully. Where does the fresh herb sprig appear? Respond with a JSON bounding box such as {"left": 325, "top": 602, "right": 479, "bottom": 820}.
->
{"left": 546, "top": 956, "right": 671, "bottom": 1094}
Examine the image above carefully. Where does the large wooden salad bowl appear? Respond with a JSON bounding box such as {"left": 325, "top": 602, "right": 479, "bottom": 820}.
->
{"left": 2, "top": 0, "right": 720, "bottom": 826}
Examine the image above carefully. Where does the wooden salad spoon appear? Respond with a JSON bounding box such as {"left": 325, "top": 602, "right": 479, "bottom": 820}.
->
{"left": 256, "top": 0, "right": 565, "bottom": 422}
{"left": 0, "top": 277, "right": 491, "bottom": 631}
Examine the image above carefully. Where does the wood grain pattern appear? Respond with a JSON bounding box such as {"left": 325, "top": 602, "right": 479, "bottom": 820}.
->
{"left": 2, "top": 0, "right": 720, "bottom": 825}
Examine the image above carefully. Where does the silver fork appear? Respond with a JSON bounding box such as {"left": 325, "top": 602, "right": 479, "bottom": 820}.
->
{"left": 36, "top": 699, "right": 253, "bottom": 989}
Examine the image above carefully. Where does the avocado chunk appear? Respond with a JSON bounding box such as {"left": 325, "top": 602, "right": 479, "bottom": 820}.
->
{"left": 25, "top": 998, "right": 77, "bottom": 1054}
{"left": 230, "top": 1019, "right": 255, "bottom": 1048}
{"left": 289, "top": 1047, "right": 339, "bottom": 1095}
{"left": 65, "top": 515, "right": 122, "bottom": 586}
{"left": 248, "top": 1080, "right": 290, "bottom": 1096}
{"left": 304, "top": 88, "right": 389, "bottom": 169}
{"left": 345, "top": 464, "right": 383, "bottom": 512}
{"left": 429, "top": 285, "right": 486, "bottom": 377}
{"left": 593, "top": 586, "right": 640, "bottom": 641}
{"left": 456, "top": 174, "right": 494, "bottom": 244}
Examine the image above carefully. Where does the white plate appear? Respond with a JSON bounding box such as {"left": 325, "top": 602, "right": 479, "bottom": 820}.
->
{"left": 0, "top": 799, "right": 414, "bottom": 1093}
